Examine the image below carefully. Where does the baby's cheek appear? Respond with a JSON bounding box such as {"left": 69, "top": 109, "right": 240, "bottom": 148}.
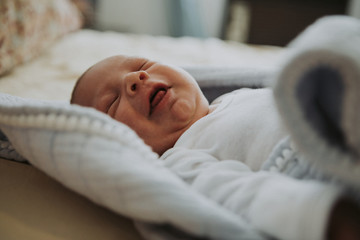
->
{"left": 170, "top": 98, "right": 194, "bottom": 123}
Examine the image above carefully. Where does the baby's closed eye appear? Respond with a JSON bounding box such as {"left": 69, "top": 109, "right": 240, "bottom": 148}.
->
{"left": 107, "top": 95, "right": 120, "bottom": 117}
{"left": 138, "top": 60, "right": 148, "bottom": 71}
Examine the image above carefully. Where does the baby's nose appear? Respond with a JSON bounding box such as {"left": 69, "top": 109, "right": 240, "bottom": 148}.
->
{"left": 125, "top": 71, "right": 149, "bottom": 96}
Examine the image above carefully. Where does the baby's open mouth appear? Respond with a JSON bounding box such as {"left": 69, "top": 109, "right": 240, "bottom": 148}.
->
{"left": 149, "top": 87, "right": 167, "bottom": 114}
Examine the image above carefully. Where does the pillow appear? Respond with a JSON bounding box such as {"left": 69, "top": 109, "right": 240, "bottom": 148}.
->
{"left": 70, "top": 0, "right": 95, "bottom": 28}
{"left": 0, "top": 0, "right": 83, "bottom": 76}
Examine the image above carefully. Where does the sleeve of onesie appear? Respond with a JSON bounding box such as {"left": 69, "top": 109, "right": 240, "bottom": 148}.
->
{"left": 160, "top": 147, "right": 343, "bottom": 240}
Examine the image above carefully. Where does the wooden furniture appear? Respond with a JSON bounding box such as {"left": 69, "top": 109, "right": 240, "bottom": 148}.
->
{"left": 228, "top": 0, "right": 348, "bottom": 46}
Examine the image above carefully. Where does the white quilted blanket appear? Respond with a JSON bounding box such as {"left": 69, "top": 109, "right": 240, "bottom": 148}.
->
{"left": 0, "top": 93, "right": 264, "bottom": 240}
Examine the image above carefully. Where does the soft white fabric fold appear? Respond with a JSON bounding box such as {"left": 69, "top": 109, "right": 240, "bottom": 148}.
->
{"left": 273, "top": 15, "right": 360, "bottom": 188}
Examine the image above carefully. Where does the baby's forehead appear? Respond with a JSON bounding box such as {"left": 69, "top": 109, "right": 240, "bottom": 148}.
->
{"left": 104, "top": 55, "right": 146, "bottom": 66}
{"left": 79, "top": 55, "right": 144, "bottom": 86}
{"left": 78, "top": 55, "right": 149, "bottom": 88}
{"left": 93, "top": 56, "right": 147, "bottom": 75}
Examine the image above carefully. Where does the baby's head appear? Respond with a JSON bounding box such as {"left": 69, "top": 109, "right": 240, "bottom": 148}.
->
{"left": 71, "top": 55, "right": 209, "bottom": 155}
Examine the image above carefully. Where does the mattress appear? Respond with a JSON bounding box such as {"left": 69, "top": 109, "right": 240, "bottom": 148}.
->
{"left": 0, "top": 29, "right": 285, "bottom": 101}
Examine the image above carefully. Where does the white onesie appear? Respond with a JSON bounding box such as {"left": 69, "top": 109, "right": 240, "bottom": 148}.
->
{"left": 161, "top": 88, "right": 342, "bottom": 240}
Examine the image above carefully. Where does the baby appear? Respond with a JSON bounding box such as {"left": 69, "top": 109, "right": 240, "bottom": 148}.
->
{"left": 71, "top": 55, "right": 209, "bottom": 155}
{"left": 71, "top": 55, "right": 360, "bottom": 240}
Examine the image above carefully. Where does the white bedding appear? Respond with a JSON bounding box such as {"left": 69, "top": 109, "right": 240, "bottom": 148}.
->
{"left": 2, "top": 16, "right": 360, "bottom": 240}
{"left": 0, "top": 29, "right": 285, "bottom": 101}
{"left": 0, "top": 28, "right": 284, "bottom": 240}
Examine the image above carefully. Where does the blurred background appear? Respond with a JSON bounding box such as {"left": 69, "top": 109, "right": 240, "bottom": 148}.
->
{"left": 86, "top": 0, "right": 358, "bottom": 46}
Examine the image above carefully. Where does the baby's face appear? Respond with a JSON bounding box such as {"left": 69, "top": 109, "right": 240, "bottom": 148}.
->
{"left": 71, "top": 55, "right": 209, "bottom": 155}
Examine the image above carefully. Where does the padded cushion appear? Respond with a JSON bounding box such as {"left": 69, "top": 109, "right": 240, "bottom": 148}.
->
{"left": 0, "top": 0, "right": 82, "bottom": 76}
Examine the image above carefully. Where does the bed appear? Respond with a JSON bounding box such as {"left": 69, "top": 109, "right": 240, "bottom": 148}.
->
{"left": 0, "top": 1, "right": 286, "bottom": 239}
{"left": 1, "top": 1, "right": 359, "bottom": 240}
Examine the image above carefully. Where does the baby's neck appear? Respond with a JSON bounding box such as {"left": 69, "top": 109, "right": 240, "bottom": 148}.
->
{"left": 209, "top": 104, "right": 218, "bottom": 114}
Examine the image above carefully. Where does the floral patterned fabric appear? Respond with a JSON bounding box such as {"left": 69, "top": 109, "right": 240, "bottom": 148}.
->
{"left": 0, "top": 0, "right": 83, "bottom": 76}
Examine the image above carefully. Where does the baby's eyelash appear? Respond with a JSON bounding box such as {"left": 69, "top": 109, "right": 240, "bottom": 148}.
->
{"left": 107, "top": 96, "right": 119, "bottom": 114}
{"left": 138, "top": 60, "right": 148, "bottom": 70}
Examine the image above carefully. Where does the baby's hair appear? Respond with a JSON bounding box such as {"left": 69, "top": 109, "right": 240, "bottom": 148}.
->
{"left": 70, "top": 65, "right": 93, "bottom": 104}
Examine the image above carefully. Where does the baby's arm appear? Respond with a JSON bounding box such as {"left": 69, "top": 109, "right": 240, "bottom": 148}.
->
{"left": 161, "top": 147, "right": 344, "bottom": 240}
